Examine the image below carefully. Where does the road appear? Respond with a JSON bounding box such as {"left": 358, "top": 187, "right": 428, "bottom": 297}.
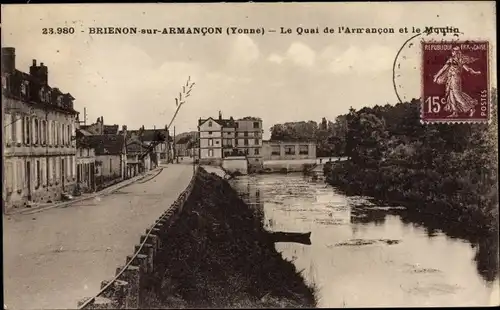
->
{"left": 2, "top": 164, "right": 193, "bottom": 310}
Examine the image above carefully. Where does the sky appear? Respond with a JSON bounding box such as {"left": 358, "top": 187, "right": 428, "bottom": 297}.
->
{"left": 1, "top": 2, "right": 496, "bottom": 139}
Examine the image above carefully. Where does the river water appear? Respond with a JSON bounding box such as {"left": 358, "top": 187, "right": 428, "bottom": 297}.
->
{"left": 229, "top": 172, "right": 499, "bottom": 307}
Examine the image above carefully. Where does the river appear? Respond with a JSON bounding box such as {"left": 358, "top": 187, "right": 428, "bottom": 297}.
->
{"left": 229, "top": 172, "right": 499, "bottom": 307}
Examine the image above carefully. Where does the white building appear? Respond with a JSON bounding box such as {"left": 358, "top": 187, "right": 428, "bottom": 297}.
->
{"left": 2, "top": 47, "right": 79, "bottom": 210}
{"left": 197, "top": 112, "right": 264, "bottom": 171}
{"left": 197, "top": 116, "right": 223, "bottom": 164}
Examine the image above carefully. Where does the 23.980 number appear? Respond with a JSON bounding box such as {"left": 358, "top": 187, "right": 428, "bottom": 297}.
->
{"left": 42, "top": 27, "right": 75, "bottom": 35}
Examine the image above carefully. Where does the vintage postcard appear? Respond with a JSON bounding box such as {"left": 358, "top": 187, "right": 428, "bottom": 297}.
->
{"left": 1, "top": 2, "right": 498, "bottom": 309}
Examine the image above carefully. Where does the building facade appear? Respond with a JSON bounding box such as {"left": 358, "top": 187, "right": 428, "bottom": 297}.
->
{"left": 85, "top": 135, "right": 127, "bottom": 190}
{"left": 2, "top": 47, "right": 79, "bottom": 210}
{"left": 126, "top": 139, "right": 151, "bottom": 177}
{"left": 262, "top": 140, "right": 317, "bottom": 160}
{"left": 197, "top": 112, "right": 263, "bottom": 170}
{"left": 75, "top": 128, "right": 96, "bottom": 193}
{"left": 122, "top": 127, "right": 170, "bottom": 166}
{"left": 235, "top": 117, "right": 263, "bottom": 170}
{"left": 198, "top": 116, "right": 223, "bottom": 164}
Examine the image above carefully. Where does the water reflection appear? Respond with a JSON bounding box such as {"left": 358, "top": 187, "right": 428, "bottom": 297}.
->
{"left": 230, "top": 173, "right": 499, "bottom": 307}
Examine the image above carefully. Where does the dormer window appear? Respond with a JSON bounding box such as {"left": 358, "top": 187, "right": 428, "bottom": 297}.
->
{"left": 57, "top": 95, "right": 63, "bottom": 106}
{"left": 45, "top": 91, "right": 51, "bottom": 103}
{"left": 2, "top": 76, "right": 8, "bottom": 90}
{"left": 20, "top": 81, "right": 28, "bottom": 96}
{"left": 38, "top": 88, "right": 45, "bottom": 102}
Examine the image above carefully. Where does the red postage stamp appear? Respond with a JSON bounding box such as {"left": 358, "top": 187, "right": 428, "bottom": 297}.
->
{"left": 421, "top": 41, "right": 490, "bottom": 123}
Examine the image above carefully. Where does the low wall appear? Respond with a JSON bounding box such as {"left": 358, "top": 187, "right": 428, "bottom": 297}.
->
{"left": 77, "top": 167, "right": 199, "bottom": 309}
{"left": 222, "top": 157, "right": 248, "bottom": 175}
{"left": 262, "top": 159, "right": 317, "bottom": 173}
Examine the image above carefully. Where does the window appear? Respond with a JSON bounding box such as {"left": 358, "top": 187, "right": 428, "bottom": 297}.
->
{"left": 59, "top": 123, "right": 63, "bottom": 145}
{"left": 299, "top": 145, "right": 309, "bottom": 155}
{"left": 77, "top": 164, "right": 81, "bottom": 183}
{"left": 208, "top": 131, "right": 212, "bottom": 135}
{"left": 34, "top": 119, "right": 39, "bottom": 144}
{"left": 67, "top": 125, "right": 71, "bottom": 145}
{"left": 5, "top": 113, "right": 12, "bottom": 144}
{"left": 47, "top": 158, "right": 51, "bottom": 183}
{"left": 254, "top": 139, "right": 259, "bottom": 145}
{"left": 255, "top": 148, "right": 260, "bottom": 155}
{"left": 43, "top": 120, "right": 48, "bottom": 145}
{"left": 5, "top": 162, "right": 13, "bottom": 193}
{"left": 39, "top": 88, "right": 45, "bottom": 102}
{"left": 208, "top": 139, "right": 213, "bottom": 146}
{"left": 215, "top": 140, "right": 219, "bottom": 144}
{"left": 208, "top": 121, "right": 212, "bottom": 127}
{"left": 20, "top": 81, "right": 28, "bottom": 96}
{"left": 253, "top": 122, "right": 260, "bottom": 129}
{"left": 244, "top": 139, "right": 249, "bottom": 146}
{"left": 2, "top": 76, "right": 7, "bottom": 90}
{"left": 235, "top": 139, "right": 239, "bottom": 145}
{"left": 208, "top": 149, "right": 214, "bottom": 157}
{"left": 24, "top": 117, "right": 31, "bottom": 145}
{"left": 244, "top": 131, "right": 248, "bottom": 137}
{"left": 271, "top": 146, "right": 280, "bottom": 155}
{"left": 16, "top": 161, "right": 23, "bottom": 190}
{"left": 50, "top": 121, "right": 55, "bottom": 146}
{"left": 53, "top": 157, "right": 58, "bottom": 181}
{"left": 285, "top": 145, "right": 295, "bottom": 155}
{"left": 15, "top": 114, "right": 22, "bottom": 144}
{"left": 54, "top": 121, "right": 58, "bottom": 145}
{"left": 36, "top": 160, "right": 41, "bottom": 188}
{"left": 61, "top": 123, "right": 65, "bottom": 145}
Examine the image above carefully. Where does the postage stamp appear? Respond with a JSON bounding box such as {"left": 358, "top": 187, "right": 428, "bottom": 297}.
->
{"left": 421, "top": 40, "right": 490, "bottom": 123}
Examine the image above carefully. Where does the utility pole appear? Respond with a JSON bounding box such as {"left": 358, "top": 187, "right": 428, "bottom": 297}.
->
{"left": 173, "top": 126, "right": 177, "bottom": 163}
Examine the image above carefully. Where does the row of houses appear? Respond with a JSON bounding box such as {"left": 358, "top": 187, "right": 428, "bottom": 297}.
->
{"left": 1, "top": 47, "right": 173, "bottom": 211}
{"left": 192, "top": 111, "right": 317, "bottom": 171}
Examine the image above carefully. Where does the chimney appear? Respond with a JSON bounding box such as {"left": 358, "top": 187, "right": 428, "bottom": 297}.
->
{"left": 219, "top": 110, "right": 222, "bottom": 120}
{"left": 29, "top": 59, "right": 48, "bottom": 85}
{"left": 1, "top": 47, "right": 16, "bottom": 74}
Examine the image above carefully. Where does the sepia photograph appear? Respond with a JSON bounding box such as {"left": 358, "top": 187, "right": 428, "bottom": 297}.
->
{"left": 1, "top": 2, "right": 498, "bottom": 309}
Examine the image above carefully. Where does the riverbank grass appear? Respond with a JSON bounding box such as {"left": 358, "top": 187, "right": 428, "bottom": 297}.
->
{"left": 144, "top": 167, "right": 317, "bottom": 308}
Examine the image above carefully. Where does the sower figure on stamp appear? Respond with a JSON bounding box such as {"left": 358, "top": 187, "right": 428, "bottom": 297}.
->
{"left": 433, "top": 46, "right": 482, "bottom": 118}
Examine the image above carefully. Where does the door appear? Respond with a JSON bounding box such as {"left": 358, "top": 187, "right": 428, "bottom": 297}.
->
{"left": 61, "top": 158, "right": 65, "bottom": 190}
{"left": 26, "top": 161, "right": 32, "bottom": 200}
{"left": 90, "top": 163, "right": 95, "bottom": 191}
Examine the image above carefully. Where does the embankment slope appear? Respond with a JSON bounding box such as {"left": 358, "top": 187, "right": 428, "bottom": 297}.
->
{"left": 144, "top": 167, "right": 316, "bottom": 308}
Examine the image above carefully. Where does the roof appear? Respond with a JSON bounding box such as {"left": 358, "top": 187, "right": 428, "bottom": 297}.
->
{"left": 126, "top": 140, "right": 149, "bottom": 153}
{"left": 75, "top": 129, "right": 94, "bottom": 148}
{"left": 84, "top": 135, "right": 126, "bottom": 155}
{"left": 198, "top": 117, "right": 237, "bottom": 127}
{"left": 103, "top": 125, "right": 119, "bottom": 135}
{"left": 124, "top": 129, "right": 168, "bottom": 142}
{"left": 2, "top": 69, "right": 78, "bottom": 115}
{"left": 176, "top": 135, "right": 192, "bottom": 144}
{"left": 77, "top": 128, "right": 93, "bottom": 136}
{"left": 239, "top": 116, "right": 262, "bottom": 121}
